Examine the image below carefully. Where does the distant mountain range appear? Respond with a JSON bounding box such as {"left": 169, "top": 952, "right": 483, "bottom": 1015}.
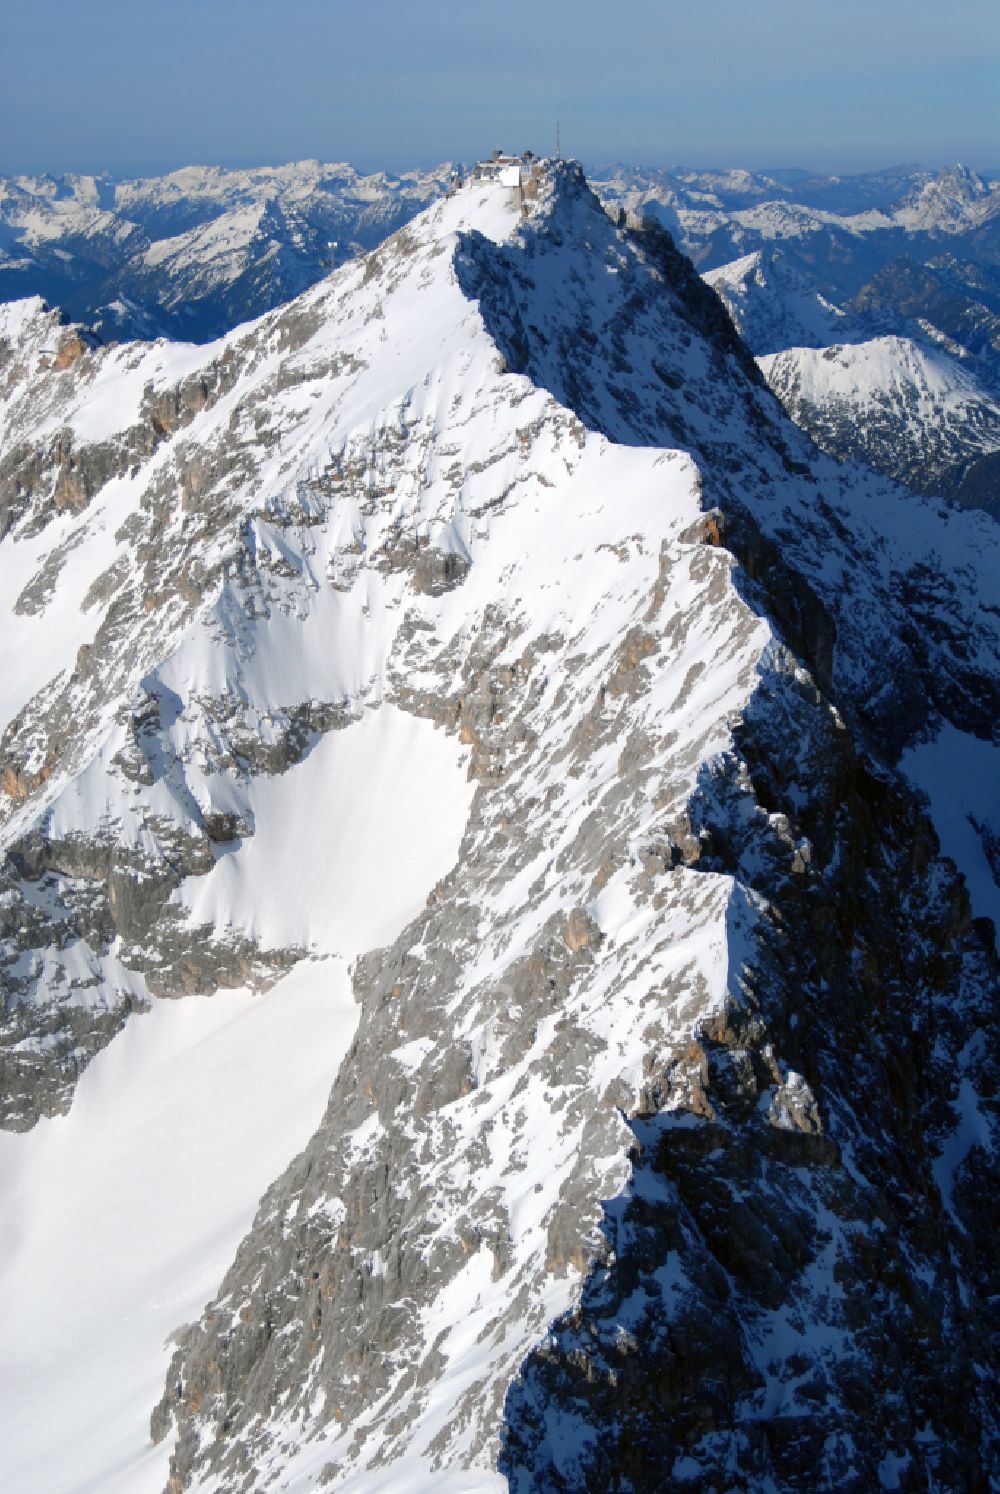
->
{"left": 592, "top": 161, "right": 1000, "bottom": 252}
{"left": 0, "top": 161, "right": 450, "bottom": 341}
{"left": 2, "top": 158, "right": 999, "bottom": 514}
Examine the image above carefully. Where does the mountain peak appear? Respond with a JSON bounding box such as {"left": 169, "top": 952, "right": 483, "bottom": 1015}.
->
{"left": 896, "top": 161, "right": 999, "bottom": 231}
{"left": 0, "top": 153, "right": 998, "bottom": 1494}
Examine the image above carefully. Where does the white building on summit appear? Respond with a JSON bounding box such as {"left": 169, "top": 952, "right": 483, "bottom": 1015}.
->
{"left": 471, "top": 149, "right": 542, "bottom": 210}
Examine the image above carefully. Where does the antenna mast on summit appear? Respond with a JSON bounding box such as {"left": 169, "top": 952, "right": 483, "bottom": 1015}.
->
{"left": 556, "top": 121, "right": 561, "bottom": 159}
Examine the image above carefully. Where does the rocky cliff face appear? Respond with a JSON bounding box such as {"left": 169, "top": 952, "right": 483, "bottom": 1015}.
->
{"left": 0, "top": 163, "right": 997, "bottom": 1493}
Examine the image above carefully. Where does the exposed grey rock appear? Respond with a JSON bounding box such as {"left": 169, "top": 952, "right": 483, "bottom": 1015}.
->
{"left": 502, "top": 653, "right": 999, "bottom": 1493}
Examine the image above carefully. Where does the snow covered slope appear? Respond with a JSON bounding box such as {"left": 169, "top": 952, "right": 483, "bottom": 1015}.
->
{"left": 0, "top": 964, "right": 359, "bottom": 1494}
{"left": 704, "top": 247, "right": 856, "bottom": 355}
{"left": 761, "top": 335, "right": 1000, "bottom": 508}
{"left": 0, "top": 163, "right": 998, "bottom": 1493}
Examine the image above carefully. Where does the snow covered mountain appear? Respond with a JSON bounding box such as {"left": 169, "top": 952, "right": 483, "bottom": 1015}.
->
{"left": 5, "top": 156, "right": 1000, "bottom": 517}
{"left": 5, "top": 160, "right": 999, "bottom": 349}
{"left": 0, "top": 162, "right": 998, "bottom": 1494}
{"left": 0, "top": 162, "right": 451, "bottom": 341}
{"left": 703, "top": 248, "right": 858, "bottom": 356}
{"left": 591, "top": 161, "right": 1000, "bottom": 268}
{"left": 687, "top": 178, "right": 1000, "bottom": 515}
{"left": 761, "top": 336, "right": 1000, "bottom": 512}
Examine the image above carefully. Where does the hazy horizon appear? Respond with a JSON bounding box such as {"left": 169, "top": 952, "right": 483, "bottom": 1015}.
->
{"left": 3, "top": 153, "right": 998, "bottom": 186}
{"left": 2, "top": 0, "right": 996, "bottom": 181}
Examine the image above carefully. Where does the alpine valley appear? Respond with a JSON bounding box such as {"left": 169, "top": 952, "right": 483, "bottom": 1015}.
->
{"left": 0, "top": 160, "right": 997, "bottom": 1494}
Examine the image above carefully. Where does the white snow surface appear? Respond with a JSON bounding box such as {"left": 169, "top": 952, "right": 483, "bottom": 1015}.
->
{"left": 760, "top": 335, "right": 994, "bottom": 412}
{"left": 179, "top": 705, "right": 475, "bottom": 955}
{"left": 0, "top": 961, "right": 358, "bottom": 1494}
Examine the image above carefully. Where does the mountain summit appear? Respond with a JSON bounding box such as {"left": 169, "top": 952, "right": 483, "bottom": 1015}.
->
{"left": 0, "top": 161, "right": 997, "bottom": 1493}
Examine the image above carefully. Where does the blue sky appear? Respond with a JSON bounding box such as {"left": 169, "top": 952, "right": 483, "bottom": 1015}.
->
{"left": 2, "top": 0, "right": 997, "bottom": 177}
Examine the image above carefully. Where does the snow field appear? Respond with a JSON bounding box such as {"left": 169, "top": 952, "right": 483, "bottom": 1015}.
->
{"left": 0, "top": 962, "right": 358, "bottom": 1494}
{"left": 179, "top": 705, "right": 476, "bottom": 955}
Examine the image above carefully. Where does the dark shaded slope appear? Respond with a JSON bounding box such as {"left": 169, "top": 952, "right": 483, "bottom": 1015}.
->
{"left": 458, "top": 165, "right": 1000, "bottom": 1494}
